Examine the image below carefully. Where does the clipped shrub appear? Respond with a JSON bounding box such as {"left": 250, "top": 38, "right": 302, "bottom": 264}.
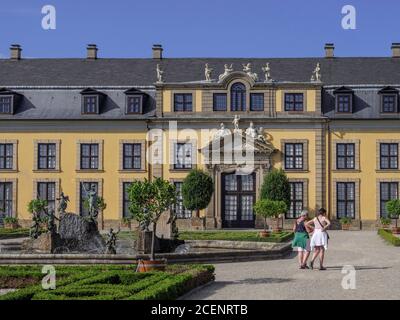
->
{"left": 260, "top": 169, "right": 290, "bottom": 208}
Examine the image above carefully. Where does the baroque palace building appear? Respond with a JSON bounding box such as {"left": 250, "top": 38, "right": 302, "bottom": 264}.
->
{"left": 1, "top": 43, "right": 400, "bottom": 231}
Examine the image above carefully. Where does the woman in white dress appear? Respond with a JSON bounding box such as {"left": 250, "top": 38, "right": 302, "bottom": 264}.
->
{"left": 305, "top": 208, "right": 331, "bottom": 270}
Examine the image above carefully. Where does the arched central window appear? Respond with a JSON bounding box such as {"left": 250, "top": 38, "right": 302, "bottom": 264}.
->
{"left": 231, "top": 83, "right": 246, "bottom": 111}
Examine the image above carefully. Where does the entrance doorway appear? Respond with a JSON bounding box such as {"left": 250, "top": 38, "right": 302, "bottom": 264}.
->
{"left": 221, "top": 172, "right": 256, "bottom": 228}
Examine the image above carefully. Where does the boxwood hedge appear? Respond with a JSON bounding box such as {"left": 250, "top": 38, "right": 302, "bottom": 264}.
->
{"left": 0, "top": 264, "right": 214, "bottom": 300}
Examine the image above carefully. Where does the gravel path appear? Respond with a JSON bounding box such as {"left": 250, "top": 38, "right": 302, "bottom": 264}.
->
{"left": 184, "top": 231, "right": 400, "bottom": 300}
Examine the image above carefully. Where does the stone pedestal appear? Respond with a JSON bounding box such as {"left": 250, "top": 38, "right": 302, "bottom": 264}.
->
{"left": 190, "top": 217, "right": 206, "bottom": 230}
{"left": 22, "top": 232, "right": 61, "bottom": 254}
{"left": 136, "top": 230, "right": 153, "bottom": 254}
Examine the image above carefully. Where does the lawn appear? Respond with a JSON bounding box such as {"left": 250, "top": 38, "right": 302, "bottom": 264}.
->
{"left": 378, "top": 229, "right": 400, "bottom": 246}
{"left": 0, "top": 228, "right": 30, "bottom": 240}
{"left": 0, "top": 264, "right": 214, "bottom": 300}
{"left": 178, "top": 230, "right": 294, "bottom": 243}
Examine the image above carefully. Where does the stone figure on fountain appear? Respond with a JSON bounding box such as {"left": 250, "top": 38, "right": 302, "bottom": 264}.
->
{"left": 81, "top": 184, "right": 99, "bottom": 222}
{"left": 29, "top": 213, "right": 41, "bottom": 239}
{"left": 167, "top": 211, "right": 179, "bottom": 241}
{"left": 105, "top": 228, "right": 120, "bottom": 254}
{"left": 57, "top": 192, "right": 69, "bottom": 215}
{"left": 44, "top": 208, "right": 59, "bottom": 235}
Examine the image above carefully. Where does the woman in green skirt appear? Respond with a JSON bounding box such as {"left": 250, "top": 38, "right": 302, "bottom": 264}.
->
{"left": 292, "top": 210, "right": 312, "bottom": 269}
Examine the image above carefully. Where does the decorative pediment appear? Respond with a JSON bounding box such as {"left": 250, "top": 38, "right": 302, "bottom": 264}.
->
{"left": 378, "top": 86, "right": 398, "bottom": 94}
{"left": 218, "top": 71, "right": 256, "bottom": 87}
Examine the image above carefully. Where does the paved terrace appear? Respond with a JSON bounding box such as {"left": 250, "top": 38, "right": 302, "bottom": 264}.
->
{"left": 184, "top": 231, "right": 400, "bottom": 300}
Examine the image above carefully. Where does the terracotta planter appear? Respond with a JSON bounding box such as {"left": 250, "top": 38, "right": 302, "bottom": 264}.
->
{"left": 259, "top": 230, "right": 270, "bottom": 238}
{"left": 4, "top": 223, "right": 18, "bottom": 230}
{"left": 341, "top": 224, "right": 351, "bottom": 231}
{"left": 392, "top": 227, "right": 400, "bottom": 235}
{"left": 120, "top": 221, "right": 131, "bottom": 229}
{"left": 136, "top": 259, "right": 167, "bottom": 273}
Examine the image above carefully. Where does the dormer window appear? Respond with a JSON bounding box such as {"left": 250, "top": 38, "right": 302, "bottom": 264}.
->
{"left": 379, "top": 87, "right": 398, "bottom": 113}
{"left": 337, "top": 94, "right": 352, "bottom": 113}
{"left": 124, "top": 88, "right": 146, "bottom": 115}
{"left": 334, "top": 86, "right": 354, "bottom": 113}
{"left": 83, "top": 96, "right": 98, "bottom": 114}
{"left": 0, "top": 96, "right": 13, "bottom": 114}
{"left": 126, "top": 96, "right": 142, "bottom": 114}
{"left": 0, "top": 88, "right": 20, "bottom": 115}
{"left": 80, "top": 88, "right": 105, "bottom": 115}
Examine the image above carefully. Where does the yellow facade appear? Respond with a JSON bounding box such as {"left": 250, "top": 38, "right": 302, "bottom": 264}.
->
{"left": 1, "top": 67, "right": 398, "bottom": 231}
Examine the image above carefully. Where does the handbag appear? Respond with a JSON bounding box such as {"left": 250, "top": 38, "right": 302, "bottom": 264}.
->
{"left": 316, "top": 215, "right": 330, "bottom": 240}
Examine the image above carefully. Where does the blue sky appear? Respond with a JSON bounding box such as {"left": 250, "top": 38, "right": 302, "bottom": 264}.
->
{"left": 0, "top": 0, "right": 399, "bottom": 58}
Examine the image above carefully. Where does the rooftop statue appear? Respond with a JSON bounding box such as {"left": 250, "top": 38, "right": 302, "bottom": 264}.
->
{"left": 218, "top": 64, "right": 233, "bottom": 81}
{"left": 245, "top": 122, "right": 257, "bottom": 139}
{"left": 232, "top": 115, "right": 242, "bottom": 134}
{"left": 213, "top": 123, "right": 231, "bottom": 140}
{"left": 311, "top": 63, "right": 321, "bottom": 82}
{"left": 242, "top": 63, "right": 258, "bottom": 81}
{"left": 205, "top": 63, "right": 213, "bottom": 82}
{"left": 262, "top": 63, "right": 272, "bottom": 82}
{"left": 156, "top": 64, "right": 164, "bottom": 83}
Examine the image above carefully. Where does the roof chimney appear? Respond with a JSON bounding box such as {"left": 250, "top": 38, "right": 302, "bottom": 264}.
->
{"left": 86, "top": 44, "right": 98, "bottom": 60}
{"left": 391, "top": 43, "right": 400, "bottom": 58}
{"left": 10, "top": 44, "right": 22, "bottom": 60}
{"left": 152, "top": 44, "right": 163, "bottom": 59}
{"left": 324, "top": 43, "right": 334, "bottom": 58}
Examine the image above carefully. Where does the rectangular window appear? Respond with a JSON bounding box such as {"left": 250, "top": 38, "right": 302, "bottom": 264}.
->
{"left": 285, "top": 143, "right": 303, "bottom": 170}
{"left": 38, "top": 143, "right": 56, "bottom": 170}
{"left": 380, "top": 182, "right": 398, "bottom": 217}
{"left": 380, "top": 143, "right": 398, "bottom": 170}
{"left": 174, "top": 94, "right": 192, "bottom": 112}
{"left": 287, "top": 182, "right": 303, "bottom": 219}
{"left": 82, "top": 96, "right": 98, "bottom": 114}
{"left": 213, "top": 93, "right": 227, "bottom": 111}
{"left": 250, "top": 93, "right": 264, "bottom": 111}
{"left": 336, "top": 182, "right": 355, "bottom": 218}
{"left": 0, "top": 182, "right": 13, "bottom": 224}
{"left": 122, "top": 182, "right": 131, "bottom": 218}
{"left": 174, "top": 143, "right": 192, "bottom": 170}
{"left": 336, "top": 143, "right": 355, "bottom": 169}
{"left": 0, "top": 96, "right": 12, "bottom": 114}
{"left": 123, "top": 143, "right": 141, "bottom": 170}
{"left": 382, "top": 94, "right": 397, "bottom": 113}
{"left": 80, "top": 144, "right": 99, "bottom": 170}
{"left": 80, "top": 182, "right": 98, "bottom": 217}
{"left": 336, "top": 94, "right": 352, "bottom": 113}
{"left": 0, "top": 144, "right": 13, "bottom": 170}
{"left": 126, "top": 96, "right": 142, "bottom": 114}
{"left": 37, "top": 182, "right": 56, "bottom": 214}
{"left": 284, "top": 93, "right": 303, "bottom": 112}
{"left": 173, "top": 182, "right": 191, "bottom": 219}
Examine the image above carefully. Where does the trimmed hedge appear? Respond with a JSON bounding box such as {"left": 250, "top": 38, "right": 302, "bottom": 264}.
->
{"left": 178, "top": 231, "right": 294, "bottom": 243}
{"left": 0, "top": 228, "right": 30, "bottom": 239}
{"left": 0, "top": 264, "right": 215, "bottom": 300}
{"left": 378, "top": 229, "right": 400, "bottom": 246}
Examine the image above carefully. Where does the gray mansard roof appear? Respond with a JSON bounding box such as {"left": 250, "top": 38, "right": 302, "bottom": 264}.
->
{"left": 1, "top": 57, "right": 400, "bottom": 87}
{"left": 1, "top": 56, "right": 400, "bottom": 120}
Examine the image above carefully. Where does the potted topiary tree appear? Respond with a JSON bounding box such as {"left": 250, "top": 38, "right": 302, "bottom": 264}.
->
{"left": 121, "top": 216, "right": 132, "bottom": 229}
{"left": 380, "top": 217, "right": 391, "bottom": 230}
{"left": 182, "top": 169, "right": 214, "bottom": 223}
{"left": 128, "top": 178, "right": 177, "bottom": 271}
{"left": 254, "top": 199, "right": 273, "bottom": 237}
{"left": 339, "top": 217, "right": 352, "bottom": 231}
{"left": 260, "top": 169, "right": 290, "bottom": 230}
{"left": 3, "top": 217, "right": 19, "bottom": 229}
{"left": 386, "top": 199, "right": 400, "bottom": 234}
